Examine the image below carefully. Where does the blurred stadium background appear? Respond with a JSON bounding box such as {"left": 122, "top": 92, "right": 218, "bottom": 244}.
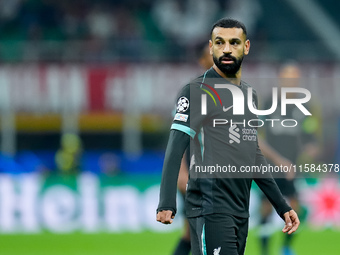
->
{"left": 0, "top": 0, "right": 339, "bottom": 255}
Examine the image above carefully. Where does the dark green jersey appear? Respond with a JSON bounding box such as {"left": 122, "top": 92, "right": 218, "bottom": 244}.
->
{"left": 158, "top": 67, "right": 291, "bottom": 219}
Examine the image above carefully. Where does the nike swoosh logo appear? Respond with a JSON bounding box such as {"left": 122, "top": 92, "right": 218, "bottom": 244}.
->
{"left": 223, "top": 105, "right": 233, "bottom": 112}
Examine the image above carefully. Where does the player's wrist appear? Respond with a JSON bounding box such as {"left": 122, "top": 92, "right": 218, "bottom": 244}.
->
{"left": 280, "top": 206, "right": 292, "bottom": 219}
{"left": 156, "top": 207, "right": 176, "bottom": 216}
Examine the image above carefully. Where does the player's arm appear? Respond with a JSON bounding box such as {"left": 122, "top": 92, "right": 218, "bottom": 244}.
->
{"left": 156, "top": 130, "right": 190, "bottom": 224}
{"left": 254, "top": 144, "right": 300, "bottom": 234}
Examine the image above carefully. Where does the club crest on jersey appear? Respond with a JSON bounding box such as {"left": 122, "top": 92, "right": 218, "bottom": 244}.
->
{"left": 229, "top": 124, "right": 240, "bottom": 144}
{"left": 177, "top": 97, "right": 189, "bottom": 113}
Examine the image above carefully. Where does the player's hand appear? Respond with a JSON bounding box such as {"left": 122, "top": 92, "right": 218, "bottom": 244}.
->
{"left": 282, "top": 209, "right": 300, "bottom": 234}
{"left": 156, "top": 210, "right": 175, "bottom": 224}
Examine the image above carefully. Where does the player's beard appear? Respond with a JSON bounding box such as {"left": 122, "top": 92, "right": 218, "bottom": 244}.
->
{"left": 213, "top": 53, "right": 244, "bottom": 75}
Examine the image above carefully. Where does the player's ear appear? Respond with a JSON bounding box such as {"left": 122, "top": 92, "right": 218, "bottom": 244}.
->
{"left": 244, "top": 39, "right": 250, "bottom": 55}
{"left": 209, "top": 40, "right": 213, "bottom": 55}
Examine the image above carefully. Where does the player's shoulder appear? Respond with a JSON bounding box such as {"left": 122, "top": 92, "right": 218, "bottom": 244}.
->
{"left": 242, "top": 80, "right": 258, "bottom": 95}
{"left": 178, "top": 73, "right": 207, "bottom": 93}
{"left": 177, "top": 68, "right": 219, "bottom": 98}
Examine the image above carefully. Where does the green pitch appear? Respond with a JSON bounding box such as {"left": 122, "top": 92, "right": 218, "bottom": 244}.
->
{"left": 0, "top": 227, "right": 339, "bottom": 255}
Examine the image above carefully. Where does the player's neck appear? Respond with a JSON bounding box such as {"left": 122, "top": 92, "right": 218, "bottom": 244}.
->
{"left": 213, "top": 65, "right": 242, "bottom": 86}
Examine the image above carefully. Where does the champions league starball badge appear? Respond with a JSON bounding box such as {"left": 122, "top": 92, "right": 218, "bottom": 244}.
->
{"left": 177, "top": 97, "right": 189, "bottom": 113}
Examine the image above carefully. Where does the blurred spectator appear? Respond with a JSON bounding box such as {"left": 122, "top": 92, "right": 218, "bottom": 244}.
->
{"left": 258, "top": 62, "right": 321, "bottom": 255}
{"left": 86, "top": 3, "right": 116, "bottom": 40}
{"left": 115, "top": 5, "right": 143, "bottom": 40}
{"left": 0, "top": 0, "right": 21, "bottom": 21}
{"left": 221, "top": 0, "right": 262, "bottom": 37}
{"left": 61, "top": 1, "right": 89, "bottom": 40}
{"left": 55, "top": 133, "right": 82, "bottom": 175}
{"left": 151, "top": 0, "right": 218, "bottom": 47}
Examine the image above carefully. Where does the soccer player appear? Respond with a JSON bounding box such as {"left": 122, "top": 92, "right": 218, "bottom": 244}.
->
{"left": 258, "top": 62, "right": 320, "bottom": 255}
{"left": 157, "top": 18, "right": 300, "bottom": 255}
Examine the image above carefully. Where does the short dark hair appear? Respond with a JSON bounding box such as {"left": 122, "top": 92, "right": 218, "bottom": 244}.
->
{"left": 210, "top": 18, "right": 247, "bottom": 38}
